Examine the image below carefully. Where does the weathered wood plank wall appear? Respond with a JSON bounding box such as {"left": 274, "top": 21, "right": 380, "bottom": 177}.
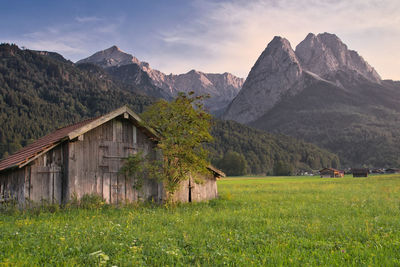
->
{"left": 67, "top": 116, "right": 160, "bottom": 204}
{"left": 0, "top": 168, "right": 25, "bottom": 205}
{"left": 171, "top": 173, "right": 218, "bottom": 203}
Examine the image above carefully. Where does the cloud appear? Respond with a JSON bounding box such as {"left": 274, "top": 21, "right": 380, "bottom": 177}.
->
{"left": 156, "top": 0, "right": 400, "bottom": 79}
{"left": 2, "top": 18, "right": 124, "bottom": 61}
{"left": 75, "top": 16, "right": 102, "bottom": 23}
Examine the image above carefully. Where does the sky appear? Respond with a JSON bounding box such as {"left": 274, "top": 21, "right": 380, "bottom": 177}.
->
{"left": 1, "top": 0, "right": 399, "bottom": 80}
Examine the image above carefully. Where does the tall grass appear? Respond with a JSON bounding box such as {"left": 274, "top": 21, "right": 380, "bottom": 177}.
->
{"left": 1, "top": 175, "right": 399, "bottom": 265}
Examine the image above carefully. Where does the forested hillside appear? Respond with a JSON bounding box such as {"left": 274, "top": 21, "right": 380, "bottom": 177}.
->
{"left": 0, "top": 44, "right": 339, "bottom": 174}
{"left": 208, "top": 120, "right": 339, "bottom": 175}
{"left": 250, "top": 76, "right": 400, "bottom": 168}
{"left": 0, "top": 44, "right": 153, "bottom": 158}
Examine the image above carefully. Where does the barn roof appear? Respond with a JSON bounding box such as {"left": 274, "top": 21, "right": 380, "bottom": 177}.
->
{"left": 0, "top": 106, "right": 159, "bottom": 172}
{"left": 319, "top": 168, "right": 342, "bottom": 173}
{"left": 351, "top": 168, "right": 369, "bottom": 173}
{"left": 207, "top": 165, "right": 226, "bottom": 178}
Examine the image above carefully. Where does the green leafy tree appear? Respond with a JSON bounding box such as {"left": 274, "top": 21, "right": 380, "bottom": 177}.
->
{"left": 141, "top": 92, "right": 213, "bottom": 200}
{"left": 119, "top": 152, "right": 162, "bottom": 191}
{"left": 273, "top": 161, "right": 294, "bottom": 176}
{"left": 216, "top": 151, "right": 247, "bottom": 176}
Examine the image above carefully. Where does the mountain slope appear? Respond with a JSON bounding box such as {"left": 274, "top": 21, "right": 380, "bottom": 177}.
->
{"left": 224, "top": 36, "right": 305, "bottom": 123}
{"left": 249, "top": 77, "right": 400, "bottom": 167}
{"left": 77, "top": 46, "right": 244, "bottom": 112}
{"left": 224, "top": 33, "right": 400, "bottom": 167}
{"left": 0, "top": 44, "right": 154, "bottom": 158}
{"left": 105, "top": 63, "right": 171, "bottom": 99}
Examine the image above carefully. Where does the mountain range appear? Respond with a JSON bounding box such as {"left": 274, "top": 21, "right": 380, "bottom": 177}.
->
{"left": 1, "top": 32, "right": 399, "bottom": 168}
{"left": 77, "top": 46, "right": 244, "bottom": 113}
{"left": 0, "top": 43, "right": 337, "bottom": 174}
{"left": 223, "top": 32, "right": 400, "bottom": 167}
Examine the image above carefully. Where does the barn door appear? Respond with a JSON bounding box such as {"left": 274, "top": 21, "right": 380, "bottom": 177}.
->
{"left": 99, "top": 141, "right": 128, "bottom": 204}
{"left": 30, "top": 166, "right": 62, "bottom": 204}
{"left": 101, "top": 172, "right": 126, "bottom": 205}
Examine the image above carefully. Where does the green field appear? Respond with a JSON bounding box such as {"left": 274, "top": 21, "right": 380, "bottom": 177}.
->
{"left": 1, "top": 175, "right": 400, "bottom": 266}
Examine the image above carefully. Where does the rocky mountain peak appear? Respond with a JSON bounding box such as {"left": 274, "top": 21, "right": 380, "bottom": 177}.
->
{"left": 268, "top": 36, "right": 299, "bottom": 62}
{"left": 109, "top": 45, "right": 121, "bottom": 51}
{"left": 223, "top": 36, "right": 303, "bottom": 123}
{"left": 187, "top": 69, "right": 202, "bottom": 76}
{"left": 76, "top": 45, "right": 141, "bottom": 68}
{"left": 295, "top": 32, "right": 381, "bottom": 83}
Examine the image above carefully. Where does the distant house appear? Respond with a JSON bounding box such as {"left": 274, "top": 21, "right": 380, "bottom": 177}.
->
{"left": 319, "top": 168, "right": 344, "bottom": 178}
{"left": 385, "top": 168, "right": 400, "bottom": 174}
{"left": 0, "top": 106, "right": 224, "bottom": 206}
{"left": 352, "top": 168, "right": 369, "bottom": 177}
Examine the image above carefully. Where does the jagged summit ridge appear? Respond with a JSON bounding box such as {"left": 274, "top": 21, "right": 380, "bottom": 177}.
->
{"left": 77, "top": 46, "right": 244, "bottom": 112}
{"left": 223, "top": 32, "right": 383, "bottom": 123}
{"left": 295, "top": 33, "right": 381, "bottom": 83}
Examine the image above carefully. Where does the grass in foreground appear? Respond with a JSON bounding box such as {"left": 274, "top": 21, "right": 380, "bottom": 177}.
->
{"left": 1, "top": 175, "right": 400, "bottom": 266}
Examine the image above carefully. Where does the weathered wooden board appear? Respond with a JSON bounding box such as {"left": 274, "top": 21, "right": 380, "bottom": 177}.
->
{"left": 29, "top": 166, "right": 62, "bottom": 203}
{"left": 117, "top": 173, "right": 126, "bottom": 204}
{"left": 111, "top": 172, "right": 118, "bottom": 205}
{"left": 103, "top": 172, "right": 110, "bottom": 203}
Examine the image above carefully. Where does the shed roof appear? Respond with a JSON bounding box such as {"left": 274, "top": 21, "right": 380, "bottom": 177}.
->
{"left": 351, "top": 168, "right": 369, "bottom": 173}
{"left": 319, "top": 168, "right": 342, "bottom": 173}
{"left": 0, "top": 106, "right": 158, "bottom": 172}
{"left": 207, "top": 165, "right": 226, "bottom": 178}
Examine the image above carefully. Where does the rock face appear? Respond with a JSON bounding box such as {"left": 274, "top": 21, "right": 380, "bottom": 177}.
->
{"left": 77, "top": 46, "right": 142, "bottom": 67}
{"left": 223, "top": 36, "right": 304, "bottom": 123}
{"left": 295, "top": 33, "right": 381, "bottom": 84}
{"left": 159, "top": 70, "right": 244, "bottom": 111}
{"left": 77, "top": 46, "right": 244, "bottom": 112}
{"left": 223, "top": 33, "right": 383, "bottom": 123}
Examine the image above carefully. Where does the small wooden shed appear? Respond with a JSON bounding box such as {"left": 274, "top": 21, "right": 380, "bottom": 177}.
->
{"left": 352, "top": 168, "right": 369, "bottom": 177}
{"left": 319, "top": 168, "right": 344, "bottom": 178}
{"left": 0, "top": 106, "right": 224, "bottom": 206}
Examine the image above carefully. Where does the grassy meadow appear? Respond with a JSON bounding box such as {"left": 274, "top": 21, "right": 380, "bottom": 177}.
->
{"left": 1, "top": 174, "right": 400, "bottom": 266}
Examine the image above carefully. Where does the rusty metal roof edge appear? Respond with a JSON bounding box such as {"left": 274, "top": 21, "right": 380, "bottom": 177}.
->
{"left": 0, "top": 164, "right": 19, "bottom": 172}
{"left": 19, "top": 141, "right": 65, "bottom": 168}
{"left": 0, "top": 139, "right": 68, "bottom": 173}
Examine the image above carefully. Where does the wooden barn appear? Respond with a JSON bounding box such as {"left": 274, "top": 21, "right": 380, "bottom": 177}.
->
{"left": 352, "top": 168, "right": 369, "bottom": 177}
{"left": 319, "top": 168, "right": 344, "bottom": 178}
{"left": 0, "top": 106, "right": 224, "bottom": 206}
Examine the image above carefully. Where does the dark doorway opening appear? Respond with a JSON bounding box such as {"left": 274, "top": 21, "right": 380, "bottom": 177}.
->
{"left": 188, "top": 178, "right": 192, "bottom": 202}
